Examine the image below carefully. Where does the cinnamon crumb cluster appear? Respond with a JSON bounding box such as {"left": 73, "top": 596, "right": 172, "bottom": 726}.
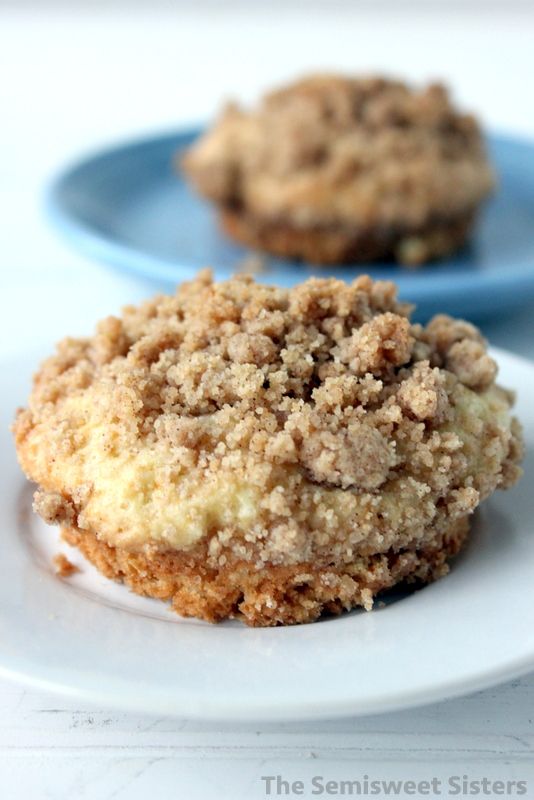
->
{"left": 14, "top": 271, "right": 522, "bottom": 624}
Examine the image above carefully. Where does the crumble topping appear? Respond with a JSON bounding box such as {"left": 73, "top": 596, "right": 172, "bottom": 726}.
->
{"left": 14, "top": 271, "right": 522, "bottom": 568}
{"left": 33, "top": 489, "right": 75, "bottom": 526}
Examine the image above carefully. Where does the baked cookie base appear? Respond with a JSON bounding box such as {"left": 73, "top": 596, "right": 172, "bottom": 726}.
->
{"left": 62, "top": 517, "right": 470, "bottom": 626}
{"left": 220, "top": 208, "right": 475, "bottom": 266}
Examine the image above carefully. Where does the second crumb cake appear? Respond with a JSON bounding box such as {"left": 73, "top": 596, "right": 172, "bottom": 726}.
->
{"left": 183, "top": 75, "right": 495, "bottom": 265}
{"left": 14, "top": 272, "right": 522, "bottom": 625}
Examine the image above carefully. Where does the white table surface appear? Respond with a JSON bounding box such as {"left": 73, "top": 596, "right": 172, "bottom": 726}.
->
{"left": 1, "top": 3, "right": 534, "bottom": 798}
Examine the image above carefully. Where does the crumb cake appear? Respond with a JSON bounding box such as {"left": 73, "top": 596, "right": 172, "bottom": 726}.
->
{"left": 182, "top": 75, "right": 495, "bottom": 266}
{"left": 14, "top": 271, "right": 522, "bottom": 626}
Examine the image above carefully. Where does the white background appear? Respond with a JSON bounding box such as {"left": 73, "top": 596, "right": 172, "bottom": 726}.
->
{"left": 1, "top": 2, "right": 534, "bottom": 798}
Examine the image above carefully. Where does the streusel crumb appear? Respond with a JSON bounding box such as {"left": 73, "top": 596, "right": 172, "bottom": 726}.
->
{"left": 14, "top": 271, "right": 523, "bottom": 625}
{"left": 53, "top": 553, "right": 79, "bottom": 578}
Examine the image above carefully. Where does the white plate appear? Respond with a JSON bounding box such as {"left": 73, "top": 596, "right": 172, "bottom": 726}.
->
{"left": 1, "top": 349, "right": 533, "bottom": 721}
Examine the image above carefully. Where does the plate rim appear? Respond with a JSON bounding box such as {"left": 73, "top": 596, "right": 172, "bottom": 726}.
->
{"left": 1, "top": 647, "right": 534, "bottom": 722}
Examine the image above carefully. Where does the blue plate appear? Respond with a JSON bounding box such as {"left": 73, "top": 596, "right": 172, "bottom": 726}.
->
{"left": 47, "top": 128, "right": 534, "bottom": 320}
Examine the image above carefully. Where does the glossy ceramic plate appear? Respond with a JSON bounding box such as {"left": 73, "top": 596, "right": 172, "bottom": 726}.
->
{"left": 47, "top": 130, "right": 534, "bottom": 320}
{"left": 1, "top": 349, "right": 533, "bottom": 721}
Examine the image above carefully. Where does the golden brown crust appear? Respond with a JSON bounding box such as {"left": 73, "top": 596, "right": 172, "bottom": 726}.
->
{"left": 221, "top": 207, "right": 476, "bottom": 266}
{"left": 183, "top": 74, "right": 494, "bottom": 265}
{"left": 62, "top": 516, "right": 469, "bottom": 626}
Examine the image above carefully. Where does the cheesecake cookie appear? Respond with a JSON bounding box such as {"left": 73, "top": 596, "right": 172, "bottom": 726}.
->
{"left": 14, "top": 271, "right": 522, "bottom": 625}
{"left": 183, "top": 75, "right": 494, "bottom": 265}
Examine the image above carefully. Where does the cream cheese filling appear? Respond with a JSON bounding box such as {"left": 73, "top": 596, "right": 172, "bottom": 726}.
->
{"left": 23, "top": 384, "right": 513, "bottom": 552}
